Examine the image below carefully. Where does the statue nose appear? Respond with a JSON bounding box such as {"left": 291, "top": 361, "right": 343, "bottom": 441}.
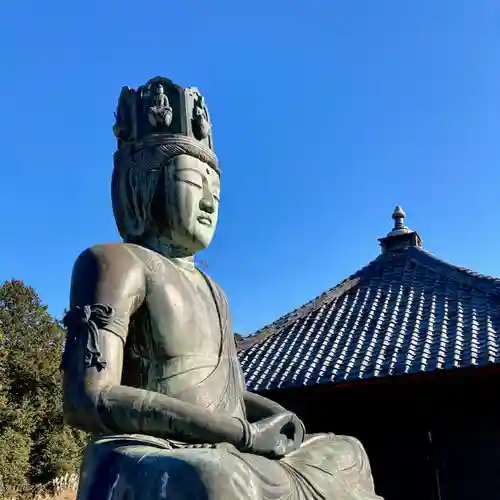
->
{"left": 200, "top": 183, "right": 215, "bottom": 213}
{"left": 200, "top": 196, "right": 215, "bottom": 213}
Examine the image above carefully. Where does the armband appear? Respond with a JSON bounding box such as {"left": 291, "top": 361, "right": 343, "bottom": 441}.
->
{"left": 61, "top": 304, "right": 115, "bottom": 371}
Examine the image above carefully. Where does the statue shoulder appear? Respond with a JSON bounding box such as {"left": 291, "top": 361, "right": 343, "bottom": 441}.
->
{"left": 73, "top": 242, "right": 144, "bottom": 275}
{"left": 198, "top": 270, "right": 230, "bottom": 308}
{"left": 70, "top": 243, "right": 146, "bottom": 308}
{"left": 202, "top": 272, "right": 225, "bottom": 297}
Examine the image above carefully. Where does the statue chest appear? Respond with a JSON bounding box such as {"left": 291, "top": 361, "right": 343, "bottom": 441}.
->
{"left": 122, "top": 263, "right": 242, "bottom": 403}
{"left": 127, "top": 264, "right": 224, "bottom": 361}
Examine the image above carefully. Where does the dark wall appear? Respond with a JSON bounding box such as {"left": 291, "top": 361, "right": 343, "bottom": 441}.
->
{"left": 432, "top": 412, "right": 500, "bottom": 500}
{"left": 260, "top": 368, "right": 500, "bottom": 500}
{"left": 357, "top": 427, "right": 438, "bottom": 500}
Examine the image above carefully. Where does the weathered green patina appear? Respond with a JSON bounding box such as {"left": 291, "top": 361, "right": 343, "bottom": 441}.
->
{"left": 62, "top": 77, "right": 383, "bottom": 500}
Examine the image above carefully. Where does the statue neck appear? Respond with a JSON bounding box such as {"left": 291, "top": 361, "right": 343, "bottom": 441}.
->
{"left": 129, "top": 234, "right": 196, "bottom": 270}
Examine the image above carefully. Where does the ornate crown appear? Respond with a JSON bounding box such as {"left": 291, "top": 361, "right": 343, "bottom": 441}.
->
{"left": 113, "top": 76, "right": 218, "bottom": 171}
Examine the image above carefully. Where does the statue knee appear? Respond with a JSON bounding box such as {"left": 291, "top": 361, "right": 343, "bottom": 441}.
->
{"left": 323, "top": 434, "right": 371, "bottom": 473}
{"left": 80, "top": 443, "right": 222, "bottom": 500}
{"left": 334, "top": 435, "right": 376, "bottom": 492}
{"left": 153, "top": 459, "right": 212, "bottom": 500}
{"left": 147, "top": 451, "right": 235, "bottom": 500}
{"left": 121, "top": 453, "right": 217, "bottom": 500}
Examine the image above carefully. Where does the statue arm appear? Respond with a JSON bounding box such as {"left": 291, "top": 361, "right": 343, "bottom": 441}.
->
{"left": 63, "top": 244, "right": 246, "bottom": 447}
{"left": 244, "top": 391, "right": 306, "bottom": 436}
{"left": 243, "top": 391, "right": 287, "bottom": 422}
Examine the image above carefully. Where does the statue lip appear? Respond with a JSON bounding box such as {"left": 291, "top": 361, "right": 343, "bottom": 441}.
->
{"left": 197, "top": 215, "right": 212, "bottom": 227}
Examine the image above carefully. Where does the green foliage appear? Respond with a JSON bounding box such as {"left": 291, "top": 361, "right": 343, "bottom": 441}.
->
{"left": 0, "top": 279, "right": 87, "bottom": 496}
{"left": 0, "top": 427, "right": 32, "bottom": 494}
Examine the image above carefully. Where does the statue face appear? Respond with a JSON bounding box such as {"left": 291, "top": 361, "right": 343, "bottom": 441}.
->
{"left": 165, "top": 154, "right": 220, "bottom": 253}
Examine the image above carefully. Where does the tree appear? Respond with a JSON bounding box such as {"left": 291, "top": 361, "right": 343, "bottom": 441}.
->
{"left": 0, "top": 279, "right": 87, "bottom": 496}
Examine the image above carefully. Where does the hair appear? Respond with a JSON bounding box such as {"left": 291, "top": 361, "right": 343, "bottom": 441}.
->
{"left": 111, "top": 153, "right": 161, "bottom": 240}
{"left": 111, "top": 136, "right": 219, "bottom": 241}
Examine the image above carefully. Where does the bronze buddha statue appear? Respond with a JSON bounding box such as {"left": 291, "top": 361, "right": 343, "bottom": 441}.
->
{"left": 62, "top": 76, "right": 383, "bottom": 500}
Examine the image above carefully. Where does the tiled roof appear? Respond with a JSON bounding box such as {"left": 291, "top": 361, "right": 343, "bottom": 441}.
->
{"left": 238, "top": 237, "right": 500, "bottom": 392}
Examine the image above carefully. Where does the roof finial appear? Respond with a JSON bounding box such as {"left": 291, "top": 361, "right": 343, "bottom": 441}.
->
{"left": 379, "top": 205, "right": 422, "bottom": 252}
{"left": 392, "top": 205, "right": 406, "bottom": 232}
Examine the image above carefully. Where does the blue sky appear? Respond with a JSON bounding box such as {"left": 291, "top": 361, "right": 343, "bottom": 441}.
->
{"left": 1, "top": 0, "right": 499, "bottom": 334}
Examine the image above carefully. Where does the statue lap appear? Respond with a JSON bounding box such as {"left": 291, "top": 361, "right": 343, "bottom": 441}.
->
{"left": 77, "top": 433, "right": 382, "bottom": 500}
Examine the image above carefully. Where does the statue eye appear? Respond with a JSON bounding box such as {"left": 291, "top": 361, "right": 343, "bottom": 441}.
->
{"left": 184, "top": 180, "right": 202, "bottom": 188}
{"left": 174, "top": 176, "right": 202, "bottom": 189}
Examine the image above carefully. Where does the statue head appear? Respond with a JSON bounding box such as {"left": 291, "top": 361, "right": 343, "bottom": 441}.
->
{"left": 111, "top": 77, "right": 219, "bottom": 256}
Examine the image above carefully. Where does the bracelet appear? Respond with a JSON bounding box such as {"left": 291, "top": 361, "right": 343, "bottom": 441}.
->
{"left": 235, "top": 417, "right": 254, "bottom": 451}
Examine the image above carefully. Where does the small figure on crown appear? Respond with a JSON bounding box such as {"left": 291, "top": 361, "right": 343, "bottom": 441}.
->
{"left": 148, "top": 83, "right": 173, "bottom": 130}
{"left": 192, "top": 94, "right": 210, "bottom": 140}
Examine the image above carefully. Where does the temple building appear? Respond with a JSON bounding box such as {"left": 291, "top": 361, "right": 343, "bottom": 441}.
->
{"left": 237, "top": 206, "right": 500, "bottom": 500}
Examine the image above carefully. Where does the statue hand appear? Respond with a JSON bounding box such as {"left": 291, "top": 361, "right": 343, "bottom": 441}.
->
{"left": 247, "top": 412, "right": 304, "bottom": 458}
{"left": 290, "top": 412, "right": 306, "bottom": 444}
